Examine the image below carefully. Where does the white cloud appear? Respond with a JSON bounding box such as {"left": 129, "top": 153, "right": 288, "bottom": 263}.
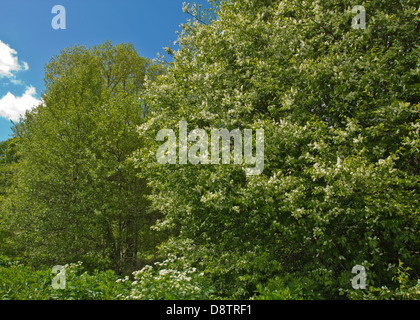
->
{"left": 0, "top": 40, "right": 28, "bottom": 78}
{"left": 0, "top": 86, "right": 41, "bottom": 122}
{"left": 0, "top": 40, "right": 39, "bottom": 121}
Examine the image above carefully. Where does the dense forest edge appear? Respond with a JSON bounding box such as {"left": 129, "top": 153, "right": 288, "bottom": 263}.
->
{"left": 0, "top": 0, "right": 419, "bottom": 300}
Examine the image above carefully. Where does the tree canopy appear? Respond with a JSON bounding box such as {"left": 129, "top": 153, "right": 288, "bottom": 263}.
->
{"left": 1, "top": 41, "right": 166, "bottom": 273}
{"left": 134, "top": 0, "right": 419, "bottom": 298}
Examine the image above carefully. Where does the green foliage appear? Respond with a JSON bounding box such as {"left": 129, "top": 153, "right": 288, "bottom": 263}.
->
{"left": 345, "top": 261, "right": 420, "bottom": 300}
{"left": 50, "top": 262, "right": 132, "bottom": 300}
{"left": 133, "top": 0, "right": 419, "bottom": 299}
{"left": 253, "top": 274, "right": 324, "bottom": 300}
{"left": 2, "top": 41, "right": 166, "bottom": 273}
{"left": 1, "top": 0, "right": 419, "bottom": 300}
{"left": 0, "top": 258, "right": 131, "bottom": 300}
{"left": 0, "top": 138, "right": 18, "bottom": 257}
{"left": 124, "top": 254, "right": 215, "bottom": 300}
{"left": 0, "top": 261, "right": 52, "bottom": 300}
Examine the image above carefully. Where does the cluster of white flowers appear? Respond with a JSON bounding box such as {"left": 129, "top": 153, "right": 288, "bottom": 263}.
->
{"left": 115, "top": 276, "right": 129, "bottom": 283}
{"left": 200, "top": 190, "right": 222, "bottom": 203}
{"left": 63, "top": 261, "right": 83, "bottom": 269}
{"left": 62, "top": 261, "right": 83, "bottom": 274}
{"left": 124, "top": 255, "right": 206, "bottom": 300}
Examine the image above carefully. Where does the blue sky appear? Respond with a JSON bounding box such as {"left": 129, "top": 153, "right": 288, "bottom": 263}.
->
{"left": 0, "top": 0, "right": 210, "bottom": 141}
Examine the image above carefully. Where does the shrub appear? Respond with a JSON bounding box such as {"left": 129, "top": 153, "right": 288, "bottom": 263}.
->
{"left": 124, "top": 254, "right": 214, "bottom": 300}
{"left": 0, "top": 259, "right": 131, "bottom": 300}
{"left": 344, "top": 260, "right": 420, "bottom": 300}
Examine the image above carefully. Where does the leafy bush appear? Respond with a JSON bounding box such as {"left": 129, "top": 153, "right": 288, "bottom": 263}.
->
{"left": 124, "top": 254, "right": 214, "bottom": 300}
{"left": 253, "top": 276, "right": 315, "bottom": 300}
{"left": 0, "top": 259, "right": 131, "bottom": 300}
{"left": 345, "top": 261, "right": 420, "bottom": 300}
{"left": 50, "top": 262, "right": 132, "bottom": 300}
{"left": 0, "top": 261, "right": 52, "bottom": 300}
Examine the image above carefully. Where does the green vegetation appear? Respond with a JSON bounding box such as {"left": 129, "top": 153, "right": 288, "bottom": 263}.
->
{"left": 0, "top": 0, "right": 419, "bottom": 300}
{"left": 0, "top": 256, "right": 131, "bottom": 300}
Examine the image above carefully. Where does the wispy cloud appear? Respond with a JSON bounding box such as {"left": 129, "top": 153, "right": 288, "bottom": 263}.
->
{"left": 10, "top": 79, "right": 24, "bottom": 85}
{"left": 0, "top": 86, "right": 41, "bottom": 122}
